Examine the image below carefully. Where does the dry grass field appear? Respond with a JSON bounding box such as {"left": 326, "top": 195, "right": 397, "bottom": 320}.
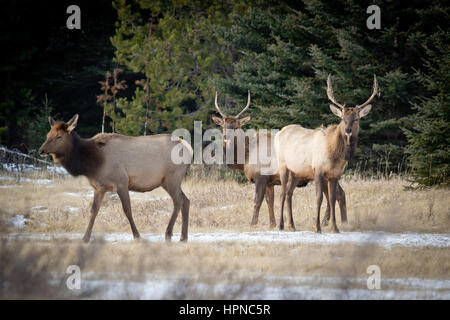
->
{"left": 0, "top": 166, "right": 449, "bottom": 299}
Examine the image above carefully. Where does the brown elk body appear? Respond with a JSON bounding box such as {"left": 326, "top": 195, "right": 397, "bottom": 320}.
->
{"left": 212, "top": 92, "right": 347, "bottom": 229}
{"left": 39, "top": 115, "right": 192, "bottom": 242}
{"left": 275, "top": 75, "right": 378, "bottom": 233}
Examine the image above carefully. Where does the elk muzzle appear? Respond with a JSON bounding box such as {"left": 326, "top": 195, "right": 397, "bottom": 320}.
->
{"left": 344, "top": 132, "right": 352, "bottom": 146}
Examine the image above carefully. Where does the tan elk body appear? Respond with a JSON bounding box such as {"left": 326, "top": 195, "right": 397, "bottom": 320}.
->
{"left": 213, "top": 91, "right": 347, "bottom": 229}
{"left": 39, "top": 115, "right": 192, "bottom": 242}
{"left": 275, "top": 75, "right": 378, "bottom": 233}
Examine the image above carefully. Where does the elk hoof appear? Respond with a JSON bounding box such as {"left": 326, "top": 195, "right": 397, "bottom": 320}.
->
{"left": 133, "top": 233, "right": 141, "bottom": 240}
{"left": 269, "top": 222, "right": 277, "bottom": 229}
{"left": 279, "top": 225, "right": 284, "bottom": 231}
{"left": 82, "top": 235, "right": 91, "bottom": 243}
{"left": 288, "top": 225, "right": 296, "bottom": 232}
{"left": 330, "top": 226, "right": 340, "bottom": 233}
{"left": 314, "top": 226, "right": 321, "bottom": 233}
{"left": 165, "top": 233, "right": 172, "bottom": 242}
{"left": 180, "top": 237, "right": 188, "bottom": 242}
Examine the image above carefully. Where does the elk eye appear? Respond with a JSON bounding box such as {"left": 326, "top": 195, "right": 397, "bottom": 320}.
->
{"left": 56, "top": 136, "right": 62, "bottom": 140}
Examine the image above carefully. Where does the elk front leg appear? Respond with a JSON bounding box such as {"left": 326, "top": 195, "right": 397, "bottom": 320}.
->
{"left": 286, "top": 172, "right": 299, "bottom": 231}
{"left": 314, "top": 174, "right": 324, "bottom": 233}
{"left": 321, "top": 178, "right": 331, "bottom": 226}
{"left": 322, "top": 181, "right": 347, "bottom": 225}
{"left": 336, "top": 183, "right": 347, "bottom": 223}
{"left": 251, "top": 177, "right": 267, "bottom": 226}
{"left": 327, "top": 179, "right": 339, "bottom": 233}
{"left": 117, "top": 186, "right": 141, "bottom": 239}
{"left": 83, "top": 189, "right": 105, "bottom": 243}
{"left": 265, "top": 184, "right": 276, "bottom": 229}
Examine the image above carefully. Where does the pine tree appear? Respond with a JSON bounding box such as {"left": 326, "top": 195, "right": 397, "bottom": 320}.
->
{"left": 110, "top": 0, "right": 240, "bottom": 135}
{"left": 216, "top": 0, "right": 447, "bottom": 175}
{"left": 403, "top": 31, "right": 450, "bottom": 187}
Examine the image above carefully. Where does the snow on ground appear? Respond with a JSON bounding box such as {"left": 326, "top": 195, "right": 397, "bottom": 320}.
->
{"left": 3, "top": 230, "right": 449, "bottom": 248}
{"left": 0, "top": 175, "right": 54, "bottom": 185}
{"left": 202, "top": 205, "right": 235, "bottom": 212}
{"left": 1, "top": 162, "right": 67, "bottom": 175}
{"left": 62, "top": 190, "right": 170, "bottom": 201}
{"left": 66, "top": 273, "right": 450, "bottom": 299}
{"left": 8, "top": 215, "right": 27, "bottom": 229}
{"left": 64, "top": 206, "right": 80, "bottom": 213}
{"left": 31, "top": 206, "right": 49, "bottom": 212}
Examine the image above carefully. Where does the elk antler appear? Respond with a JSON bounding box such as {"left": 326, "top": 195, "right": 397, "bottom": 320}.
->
{"left": 215, "top": 90, "right": 251, "bottom": 118}
{"left": 356, "top": 75, "right": 378, "bottom": 109}
{"left": 235, "top": 90, "right": 251, "bottom": 118}
{"left": 215, "top": 91, "right": 227, "bottom": 117}
{"left": 326, "top": 74, "right": 346, "bottom": 109}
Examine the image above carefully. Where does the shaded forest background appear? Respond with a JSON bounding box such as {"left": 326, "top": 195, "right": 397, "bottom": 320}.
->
{"left": 1, "top": 0, "right": 448, "bottom": 187}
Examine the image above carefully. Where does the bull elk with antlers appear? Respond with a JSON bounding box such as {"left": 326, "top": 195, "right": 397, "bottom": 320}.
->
{"left": 275, "top": 75, "right": 378, "bottom": 233}
{"left": 212, "top": 91, "right": 347, "bottom": 229}
{"left": 39, "top": 115, "right": 193, "bottom": 242}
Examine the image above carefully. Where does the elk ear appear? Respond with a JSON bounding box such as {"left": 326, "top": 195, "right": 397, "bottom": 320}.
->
{"left": 66, "top": 114, "right": 79, "bottom": 133}
{"left": 329, "top": 104, "right": 342, "bottom": 118}
{"left": 212, "top": 116, "right": 224, "bottom": 126}
{"left": 239, "top": 116, "right": 251, "bottom": 127}
{"left": 359, "top": 104, "right": 372, "bottom": 118}
{"left": 48, "top": 117, "right": 56, "bottom": 127}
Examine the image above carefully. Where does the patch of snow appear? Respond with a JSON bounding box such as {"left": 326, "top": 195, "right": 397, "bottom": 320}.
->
{"left": 202, "top": 205, "right": 236, "bottom": 212}
{"left": 0, "top": 185, "right": 23, "bottom": 188}
{"left": 31, "top": 206, "right": 49, "bottom": 213}
{"left": 65, "top": 273, "right": 450, "bottom": 300}
{"left": 63, "top": 191, "right": 93, "bottom": 198}
{"left": 1, "top": 162, "right": 67, "bottom": 175}
{"left": 0, "top": 176, "right": 15, "bottom": 181}
{"left": 0, "top": 176, "right": 53, "bottom": 186}
{"left": 25, "top": 178, "right": 53, "bottom": 184}
{"left": 9, "top": 215, "right": 27, "bottom": 229}
{"left": 2, "top": 231, "right": 449, "bottom": 248}
{"left": 64, "top": 206, "right": 80, "bottom": 213}
{"left": 129, "top": 192, "right": 170, "bottom": 201}
{"left": 154, "top": 210, "right": 171, "bottom": 216}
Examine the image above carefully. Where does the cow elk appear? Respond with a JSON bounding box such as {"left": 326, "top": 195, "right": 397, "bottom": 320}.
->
{"left": 275, "top": 75, "right": 378, "bottom": 233}
{"left": 39, "top": 115, "right": 193, "bottom": 242}
{"left": 212, "top": 91, "right": 347, "bottom": 230}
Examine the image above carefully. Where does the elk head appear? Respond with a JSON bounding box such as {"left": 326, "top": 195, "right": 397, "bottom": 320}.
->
{"left": 327, "top": 74, "right": 378, "bottom": 148}
{"left": 212, "top": 91, "right": 251, "bottom": 144}
{"left": 39, "top": 114, "right": 79, "bottom": 163}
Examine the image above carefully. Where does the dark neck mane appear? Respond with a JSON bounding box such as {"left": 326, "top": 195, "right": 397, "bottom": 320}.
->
{"left": 327, "top": 123, "right": 357, "bottom": 162}
{"left": 60, "top": 132, "right": 103, "bottom": 177}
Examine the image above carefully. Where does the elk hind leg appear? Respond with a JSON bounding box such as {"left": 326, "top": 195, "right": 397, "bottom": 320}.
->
{"left": 251, "top": 177, "right": 267, "bottom": 226}
{"left": 286, "top": 173, "right": 299, "bottom": 231}
{"left": 327, "top": 179, "right": 339, "bottom": 233}
{"left": 336, "top": 183, "right": 347, "bottom": 223}
{"left": 265, "top": 184, "right": 276, "bottom": 229}
{"left": 279, "top": 167, "right": 289, "bottom": 230}
{"left": 162, "top": 180, "right": 184, "bottom": 242}
{"left": 314, "top": 174, "right": 324, "bottom": 233}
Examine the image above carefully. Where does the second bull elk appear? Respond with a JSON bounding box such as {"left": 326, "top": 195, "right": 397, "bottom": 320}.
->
{"left": 212, "top": 91, "right": 347, "bottom": 229}
{"left": 276, "top": 75, "right": 378, "bottom": 233}
{"left": 39, "top": 115, "right": 193, "bottom": 242}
